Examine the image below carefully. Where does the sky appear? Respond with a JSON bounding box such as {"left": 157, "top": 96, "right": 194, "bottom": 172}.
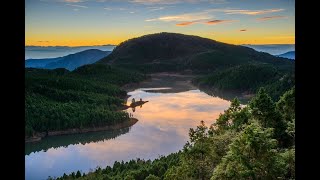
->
{"left": 25, "top": 0, "right": 295, "bottom": 46}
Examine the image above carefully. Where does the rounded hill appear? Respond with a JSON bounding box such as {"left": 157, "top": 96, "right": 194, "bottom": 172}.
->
{"left": 97, "top": 32, "right": 293, "bottom": 73}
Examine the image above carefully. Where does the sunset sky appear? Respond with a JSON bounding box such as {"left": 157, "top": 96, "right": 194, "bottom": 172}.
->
{"left": 25, "top": 0, "right": 295, "bottom": 46}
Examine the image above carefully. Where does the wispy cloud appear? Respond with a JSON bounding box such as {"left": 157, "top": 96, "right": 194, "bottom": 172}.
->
{"left": 176, "top": 19, "right": 233, "bottom": 26}
{"left": 256, "top": 16, "right": 287, "bottom": 21}
{"left": 131, "top": 0, "right": 226, "bottom": 5}
{"left": 131, "top": 0, "right": 181, "bottom": 4}
{"left": 103, "top": 7, "right": 129, "bottom": 11}
{"left": 223, "top": 8, "right": 284, "bottom": 15}
{"left": 64, "top": 0, "right": 83, "bottom": 2}
{"left": 66, "top": 4, "right": 88, "bottom": 8}
{"left": 239, "top": 29, "right": 247, "bottom": 32}
{"left": 147, "top": 6, "right": 166, "bottom": 11}
{"left": 176, "top": 21, "right": 198, "bottom": 26}
{"left": 146, "top": 11, "right": 212, "bottom": 22}
{"left": 204, "top": 19, "right": 233, "bottom": 25}
{"left": 146, "top": 7, "right": 285, "bottom": 23}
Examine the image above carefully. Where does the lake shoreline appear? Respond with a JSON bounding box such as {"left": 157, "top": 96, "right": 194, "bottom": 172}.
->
{"left": 25, "top": 118, "right": 138, "bottom": 143}
{"left": 121, "top": 72, "right": 252, "bottom": 102}
{"left": 121, "top": 72, "right": 197, "bottom": 93}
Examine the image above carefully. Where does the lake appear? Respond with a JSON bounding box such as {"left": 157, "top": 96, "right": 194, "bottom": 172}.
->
{"left": 25, "top": 74, "right": 233, "bottom": 180}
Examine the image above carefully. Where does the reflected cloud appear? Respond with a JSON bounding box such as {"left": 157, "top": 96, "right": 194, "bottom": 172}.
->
{"left": 26, "top": 88, "right": 231, "bottom": 180}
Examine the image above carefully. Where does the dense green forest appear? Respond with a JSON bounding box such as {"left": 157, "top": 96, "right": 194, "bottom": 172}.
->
{"left": 97, "top": 33, "right": 294, "bottom": 99}
{"left": 56, "top": 87, "right": 295, "bottom": 180}
{"left": 25, "top": 65, "right": 146, "bottom": 137}
{"left": 194, "top": 63, "right": 295, "bottom": 100}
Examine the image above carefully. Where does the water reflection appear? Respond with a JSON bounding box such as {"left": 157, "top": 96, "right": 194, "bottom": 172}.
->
{"left": 25, "top": 88, "right": 231, "bottom": 180}
{"left": 25, "top": 127, "right": 132, "bottom": 156}
{"left": 197, "top": 86, "right": 251, "bottom": 104}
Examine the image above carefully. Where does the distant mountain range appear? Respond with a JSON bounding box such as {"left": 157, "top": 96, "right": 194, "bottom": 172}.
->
{"left": 25, "top": 45, "right": 116, "bottom": 59}
{"left": 276, "top": 51, "right": 295, "bottom": 60}
{"left": 25, "top": 49, "right": 111, "bottom": 70}
{"left": 242, "top": 44, "right": 295, "bottom": 55}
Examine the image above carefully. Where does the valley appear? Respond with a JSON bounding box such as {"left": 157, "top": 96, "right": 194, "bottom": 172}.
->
{"left": 25, "top": 33, "right": 295, "bottom": 180}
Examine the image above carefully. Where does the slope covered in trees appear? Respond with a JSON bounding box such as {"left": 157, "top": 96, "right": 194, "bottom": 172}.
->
{"left": 97, "top": 32, "right": 294, "bottom": 99}
{"left": 98, "top": 32, "right": 292, "bottom": 72}
{"left": 194, "top": 63, "right": 295, "bottom": 100}
{"left": 57, "top": 87, "right": 295, "bottom": 180}
{"left": 25, "top": 65, "right": 146, "bottom": 137}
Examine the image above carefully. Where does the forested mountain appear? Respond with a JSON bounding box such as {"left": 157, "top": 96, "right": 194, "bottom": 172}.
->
{"left": 25, "top": 65, "right": 146, "bottom": 137}
{"left": 25, "top": 49, "right": 111, "bottom": 70}
{"left": 98, "top": 33, "right": 293, "bottom": 73}
{"left": 97, "top": 32, "right": 294, "bottom": 99}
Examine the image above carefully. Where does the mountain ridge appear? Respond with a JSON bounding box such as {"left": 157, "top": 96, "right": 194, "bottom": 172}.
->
{"left": 96, "top": 32, "right": 294, "bottom": 99}
{"left": 25, "top": 49, "right": 111, "bottom": 70}
{"left": 97, "top": 32, "right": 293, "bottom": 74}
{"left": 276, "top": 51, "right": 295, "bottom": 60}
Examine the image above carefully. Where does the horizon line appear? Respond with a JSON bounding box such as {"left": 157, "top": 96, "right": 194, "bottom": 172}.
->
{"left": 25, "top": 43, "right": 295, "bottom": 47}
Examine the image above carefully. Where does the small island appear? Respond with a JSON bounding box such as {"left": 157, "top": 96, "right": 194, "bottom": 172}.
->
{"left": 121, "top": 98, "right": 149, "bottom": 111}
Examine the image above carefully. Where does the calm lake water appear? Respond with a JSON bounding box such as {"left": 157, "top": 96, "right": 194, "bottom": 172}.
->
{"left": 25, "top": 86, "right": 232, "bottom": 180}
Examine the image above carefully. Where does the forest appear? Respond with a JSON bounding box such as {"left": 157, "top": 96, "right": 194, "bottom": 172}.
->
{"left": 25, "top": 65, "right": 146, "bottom": 137}
{"left": 56, "top": 87, "right": 295, "bottom": 180}
{"left": 194, "top": 63, "right": 295, "bottom": 100}
{"left": 97, "top": 33, "right": 294, "bottom": 99}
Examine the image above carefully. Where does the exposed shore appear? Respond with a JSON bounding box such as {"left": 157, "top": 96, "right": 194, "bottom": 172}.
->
{"left": 121, "top": 72, "right": 252, "bottom": 102}
{"left": 121, "top": 72, "right": 197, "bottom": 93}
{"left": 25, "top": 118, "right": 138, "bottom": 143}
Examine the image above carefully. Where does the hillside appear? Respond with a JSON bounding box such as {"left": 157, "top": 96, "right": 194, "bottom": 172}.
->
{"left": 97, "top": 32, "right": 294, "bottom": 99}
{"left": 276, "top": 51, "right": 295, "bottom": 60}
{"left": 25, "top": 65, "right": 146, "bottom": 139}
{"left": 97, "top": 32, "right": 293, "bottom": 73}
{"left": 25, "top": 49, "right": 111, "bottom": 70}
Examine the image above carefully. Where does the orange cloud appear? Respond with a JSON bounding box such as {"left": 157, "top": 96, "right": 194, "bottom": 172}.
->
{"left": 204, "top": 20, "right": 233, "bottom": 25}
{"left": 239, "top": 29, "right": 247, "bottom": 32}
{"left": 176, "top": 21, "right": 197, "bottom": 26}
{"left": 256, "top": 16, "right": 287, "bottom": 21}
{"left": 176, "top": 19, "right": 234, "bottom": 26}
